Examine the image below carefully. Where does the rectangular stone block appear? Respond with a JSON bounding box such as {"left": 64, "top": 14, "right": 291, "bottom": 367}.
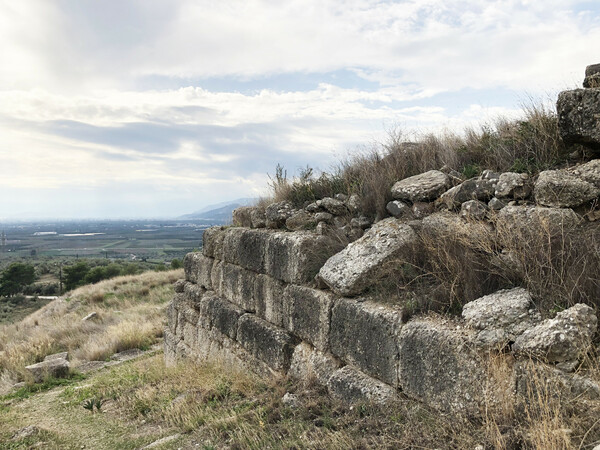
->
{"left": 163, "top": 328, "right": 180, "bottom": 367}
{"left": 221, "top": 228, "right": 268, "bottom": 273}
{"left": 236, "top": 314, "right": 298, "bottom": 372}
{"left": 166, "top": 301, "right": 178, "bottom": 334}
{"left": 327, "top": 365, "right": 397, "bottom": 405}
{"left": 184, "top": 252, "right": 214, "bottom": 289}
{"left": 265, "top": 232, "right": 343, "bottom": 284}
{"left": 329, "top": 298, "right": 403, "bottom": 386}
{"left": 183, "top": 281, "right": 205, "bottom": 306}
{"left": 199, "top": 294, "right": 245, "bottom": 340}
{"left": 289, "top": 342, "right": 341, "bottom": 386}
{"left": 202, "top": 226, "right": 227, "bottom": 259}
{"left": 213, "top": 262, "right": 257, "bottom": 312}
{"left": 254, "top": 274, "right": 286, "bottom": 327}
{"left": 285, "top": 285, "right": 334, "bottom": 351}
{"left": 183, "top": 320, "right": 198, "bottom": 349}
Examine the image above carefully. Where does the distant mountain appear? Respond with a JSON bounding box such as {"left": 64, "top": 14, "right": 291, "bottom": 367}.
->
{"left": 179, "top": 198, "right": 258, "bottom": 222}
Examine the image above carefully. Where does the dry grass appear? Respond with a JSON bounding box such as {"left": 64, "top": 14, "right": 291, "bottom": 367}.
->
{"left": 0, "top": 269, "right": 182, "bottom": 391}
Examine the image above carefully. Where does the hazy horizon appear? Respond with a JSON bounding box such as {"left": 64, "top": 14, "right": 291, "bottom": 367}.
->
{"left": 1, "top": 1, "right": 599, "bottom": 219}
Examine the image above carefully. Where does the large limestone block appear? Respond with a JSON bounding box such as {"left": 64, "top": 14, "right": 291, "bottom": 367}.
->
{"left": 495, "top": 172, "right": 531, "bottom": 199}
{"left": 212, "top": 262, "right": 257, "bottom": 312}
{"left": 327, "top": 365, "right": 398, "bottom": 405}
{"left": 583, "top": 63, "right": 600, "bottom": 88}
{"left": 557, "top": 88, "right": 600, "bottom": 149}
{"left": 462, "top": 288, "right": 541, "bottom": 348}
{"left": 329, "top": 298, "right": 403, "bottom": 386}
{"left": 236, "top": 314, "right": 298, "bottom": 372}
{"left": 202, "top": 226, "right": 227, "bottom": 259}
{"left": 265, "top": 201, "right": 294, "bottom": 228}
{"left": 495, "top": 205, "right": 580, "bottom": 239}
{"left": 439, "top": 177, "right": 498, "bottom": 208}
{"left": 199, "top": 294, "right": 245, "bottom": 340}
{"left": 166, "top": 301, "right": 178, "bottom": 334}
{"left": 221, "top": 228, "right": 269, "bottom": 273}
{"left": 391, "top": 170, "right": 450, "bottom": 202}
{"left": 513, "top": 304, "right": 597, "bottom": 366}
{"left": 232, "top": 206, "right": 254, "bottom": 227}
{"left": 288, "top": 342, "right": 342, "bottom": 386}
{"left": 534, "top": 169, "right": 600, "bottom": 208}
{"left": 254, "top": 274, "right": 286, "bottom": 327}
{"left": 284, "top": 285, "right": 335, "bottom": 351}
{"left": 183, "top": 281, "right": 205, "bottom": 305}
{"left": 420, "top": 211, "right": 494, "bottom": 251}
{"left": 183, "top": 253, "right": 214, "bottom": 289}
{"left": 318, "top": 218, "right": 418, "bottom": 296}
{"left": 398, "top": 319, "right": 490, "bottom": 415}
{"left": 26, "top": 357, "right": 70, "bottom": 383}
{"left": 265, "top": 232, "right": 343, "bottom": 284}
{"left": 163, "top": 328, "right": 180, "bottom": 367}
{"left": 569, "top": 158, "right": 600, "bottom": 187}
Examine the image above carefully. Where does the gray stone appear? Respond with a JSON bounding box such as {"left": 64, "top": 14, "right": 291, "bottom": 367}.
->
{"left": 346, "top": 194, "right": 361, "bottom": 212}
{"left": 305, "top": 202, "right": 320, "bottom": 213}
{"left": 285, "top": 285, "right": 334, "bottom": 351}
{"left": 495, "top": 205, "right": 580, "bottom": 238}
{"left": 398, "top": 319, "right": 491, "bottom": 415}
{"left": 173, "top": 279, "right": 186, "bottom": 293}
{"left": 163, "top": 328, "right": 180, "bottom": 366}
{"left": 202, "top": 226, "right": 227, "bottom": 259}
{"left": 232, "top": 229, "right": 270, "bottom": 274}
{"left": 318, "top": 218, "right": 418, "bottom": 296}
{"left": 534, "top": 169, "right": 600, "bottom": 208}
{"left": 569, "top": 158, "right": 600, "bottom": 187}
{"left": 236, "top": 314, "right": 298, "bottom": 372}
{"left": 391, "top": 170, "right": 450, "bottom": 202}
{"left": 265, "top": 201, "right": 295, "bottom": 228}
{"left": 232, "top": 206, "right": 254, "bottom": 227}
{"left": 286, "top": 210, "right": 317, "bottom": 230}
{"left": 141, "top": 434, "right": 182, "bottom": 449}
{"left": 421, "top": 212, "right": 493, "bottom": 249}
{"left": 460, "top": 200, "right": 489, "bottom": 221}
{"left": 200, "top": 294, "right": 244, "bottom": 340}
{"left": 282, "top": 392, "right": 300, "bottom": 408}
{"left": 439, "top": 177, "right": 498, "bottom": 208}
{"left": 183, "top": 281, "right": 204, "bottom": 305}
{"left": 335, "top": 193, "right": 348, "bottom": 202}
{"left": 319, "top": 197, "right": 348, "bottom": 216}
{"left": 488, "top": 197, "right": 507, "bottom": 211}
{"left": 213, "top": 262, "right": 256, "bottom": 312}
{"left": 314, "top": 211, "right": 333, "bottom": 222}
{"left": 44, "top": 352, "right": 69, "bottom": 362}
{"left": 254, "top": 274, "right": 286, "bottom": 327}
{"left": 411, "top": 202, "right": 434, "bottom": 219}
{"left": 513, "top": 303, "right": 597, "bottom": 366}
{"left": 166, "top": 301, "right": 178, "bottom": 333}
{"left": 184, "top": 252, "right": 214, "bottom": 288}
{"left": 82, "top": 312, "right": 98, "bottom": 321}
{"left": 288, "top": 342, "right": 341, "bottom": 386}
{"left": 26, "top": 358, "right": 70, "bottom": 383}
{"left": 557, "top": 88, "right": 600, "bottom": 149}
{"left": 330, "top": 298, "right": 403, "bottom": 386}
{"left": 250, "top": 207, "right": 266, "bottom": 228}
{"left": 327, "top": 365, "right": 398, "bottom": 405}
{"left": 583, "top": 63, "right": 600, "bottom": 88}
{"left": 462, "top": 288, "right": 541, "bottom": 348}
{"left": 495, "top": 172, "right": 531, "bottom": 199}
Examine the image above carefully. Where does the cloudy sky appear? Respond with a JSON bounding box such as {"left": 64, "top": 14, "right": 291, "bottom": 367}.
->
{"left": 0, "top": 0, "right": 598, "bottom": 219}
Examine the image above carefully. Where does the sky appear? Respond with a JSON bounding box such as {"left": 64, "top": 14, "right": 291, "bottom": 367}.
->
{"left": 0, "top": 0, "right": 598, "bottom": 219}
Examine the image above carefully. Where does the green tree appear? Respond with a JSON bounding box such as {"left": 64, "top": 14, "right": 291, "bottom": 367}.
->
{"left": 0, "top": 262, "right": 36, "bottom": 297}
{"left": 64, "top": 262, "right": 90, "bottom": 291}
{"left": 170, "top": 258, "right": 182, "bottom": 269}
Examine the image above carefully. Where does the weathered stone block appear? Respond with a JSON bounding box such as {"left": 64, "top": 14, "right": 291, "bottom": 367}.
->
{"left": 200, "top": 294, "right": 245, "bottom": 340}
{"left": 202, "top": 226, "right": 227, "bottom": 259}
{"left": 166, "top": 301, "right": 178, "bottom": 333}
{"left": 330, "top": 298, "right": 403, "bottom": 386}
{"left": 163, "top": 328, "right": 179, "bottom": 367}
{"left": 235, "top": 229, "right": 270, "bottom": 273}
{"left": 288, "top": 342, "right": 341, "bottom": 386}
{"left": 236, "top": 314, "right": 298, "bottom": 372}
{"left": 285, "top": 285, "right": 335, "bottom": 351}
{"left": 173, "top": 279, "right": 186, "bottom": 293}
{"left": 213, "top": 262, "right": 256, "bottom": 312}
{"left": 265, "top": 231, "right": 342, "bottom": 284}
{"left": 398, "top": 319, "right": 490, "bottom": 415}
{"left": 557, "top": 88, "right": 600, "bottom": 149}
{"left": 534, "top": 169, "right": 600, "bottom": 208}
{"left": 318, "top": 218, "right": 418, "bottom": 296}
{"left": 391, "top": 170, "right": 450, "bottom": 202}
{"left": 327, "top": 365, "right": 398, "bottom": 405}
{"left": 254, "top": 273, "right": 286, "bottom": 327}
{"left": 184, "top": 253, "right": 214, "bottom": 289}
{"left": 183, "top": 281, "right": 205, "bottom": 306}
{"left": 495, "top": 205, "right": 580, "bottom": 239}
{"left": 26, "top": 358, "right": 70, "bottom": 383}
{"left": 232, "top": 206, "right": 254, "bottom": 227}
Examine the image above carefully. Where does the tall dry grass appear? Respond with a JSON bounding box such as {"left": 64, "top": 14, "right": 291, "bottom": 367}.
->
{"left": 0, "top": 269, "right": 182, "bottom": 391}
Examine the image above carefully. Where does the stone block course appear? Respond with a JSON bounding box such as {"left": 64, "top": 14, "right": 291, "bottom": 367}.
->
{"left": 184, "top": 252, "right": 214, "bottom": 289}
{"left": 327, "top": 365, "right": 398, "bottom": 404}
{"left": 200, "top": 293, "right": 245, "bottom": 341}
{"left": 254, "top": 273, "right": 286, "bottom": 327}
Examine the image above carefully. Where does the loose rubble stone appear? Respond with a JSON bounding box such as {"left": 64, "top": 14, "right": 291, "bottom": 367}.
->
{"left": 421, "top": 212, "right": 493, "bottom": 249}
{"left": 534, "top": 169, "right": 600, "bottom": 208}
{"left": 439, "top": 177, "right": 498, "bottom": 208}
{"left": 569, "top": 158, "right": 600, "bottom": 187}
{"left": 330, "top": 298, "right": 403, "bottom": 386}
{"left": 44, "top": 352, "right": 69, "bottom": 361}
{"left": 495, "top": 173, "right": 531, "bottom": 199}
{"left": 391, "top": 170, "right": 450, "bottom": 202}
{"left": 314, "top": 212, "right": 333, "bottom": 222}
{"left": 318, "top": 218, "right": 418, "bottom": 296}
{"left": 26, "top": 357, "right": 70, "bottom": 383}
{"left": 250, "top": 208, "right": 266, "bottom": 228}
{"left": 282, "top": 392, "right": 300, "bottom": 408}
{"left": 557, "top": 88, "right": 600, "bottom": 149}
{"left": 386, "top": 200, "right": 410, "bottom": 218}
{"left": 513, "top": 304, "right": 597, "bottom": 366}
{"left": 285, "top": 210, "right": 317, "bottom": 230}
{"left": 320, "top": 197, "right": 348, "bottom": 216}
{"left": 411, "top": 202, "right": 434, "bottom": 219}
{"left": 265, "top": 201, "right": 295, "bottom": 228}
{"left": 327, "top": 365, "right": 398, "bottom": 405}
{"left": 462, "top": 288, "right": 541, "bottom": 348}
{"left": 346, "top": 194, "right": 361, "bottom": 212}
{"left": 583, "top": 63, "right": 600, "bottom": 88}
{"left": 488, "top": 197, "right": 507, "bottom": 211}
{"left": 495, "top": 205, "right": 580, "bottom": 238}
{"left": 232, "top": 206, "right": 254, "bottom": 227}
{"left": 460, "top": 200, "right": 488, "bottom": 221}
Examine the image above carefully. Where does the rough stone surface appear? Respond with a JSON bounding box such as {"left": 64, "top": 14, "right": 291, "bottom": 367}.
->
{"left": 327, "top": 365, "right": 398, "bottom": 405}
{"left": 314, "top": 212, "right": 333, "bottom": 222}
{"left": 495, "top": 172, "right": 531, "bottom": 199}
{"left": 288, "top": 342, "right": 341, "bottom": 386}
{"left": 286, "top": 210, "right": 317, "bottom": 230}
{"left": 164, "top": 328, "right": 180, "bottom": 366}
{"left": 421, "top": 212, "right": 493, "bottom": 248}
{"left": 44, "top": 352, "right": 69, "bottom": 362}
{"left": 569, "top": 158, "right": 600, "bottom": 187}
{"left": 386, "top": 200, "right": 410, "bottom": 218}
{"left": 250, "top": 208, "right": 266, "bottom": 228}
{"left": 495, "top": 205, "right": 580, "bottom": 238}
{"left": 411, "top": 202, "right": 434, "bottom": 219}
{"left": 232, "top": 206, "right": 254, "bottom": 227}
{"left": 200, "top": 293, "right": 245, "bottom": 340}
{"left": 184, "top": 252, "right": 214, "bottom": 288}
{"left": 82, "top": 312, "right": 98, "bottom": 321}
{"left": 583, "top": 63, "right": 600, "bottom": 88}
{"left": 320, "top": 197, "right": 348, "bottom": 216}
{"left": 460, "top": 200, "right": 488, "bottom": 220}
{"left": 439, "top": 177, "right": 498, "bottom": 208}
{"left": 398, "top": 319, "right": 491, "bottom": 414}
{"left": 202, "top": 226, "right": 226, "bottom": 259}
{"left": 462, "top": 288, "right": 541, "bottom": 348}
{"left": 513, "top": 303, "right": 597, "bottom": 365}
{"left": 534, "top": 169, "right": 600, "bottom": 208}
{"left": 346, "top": 194, "right": 361, "bottom": 212}
{"left": 557, "top": 88, "right": 600, "bottom": 149}
{"left": 265, "top": 201, "right": 295, "bottom": 228}
{"left": 318, "top": 218, "right": 418, "bottom": 296}
{"left": 213, "top": 262, "right": 256, "bottom": 312}
{"left": 488, "top": 197, "right": 507, "bottom": 211}
{"left": 285, "top": 285, "right": 334, "bottom": 351}
{"left": 236, "top": 314, "right": 298, "bottom": 372}
{"left": 330, "top": 298, "right": 403, "bottom": 386}
{"left": 254, "top": 274, "right": 286, "bottom": 327}
{"left": 391, "top": 170, "right": 450, "bottom": 202}
{"left": 26, "top": 358, "right": 70, "bottom": 383}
